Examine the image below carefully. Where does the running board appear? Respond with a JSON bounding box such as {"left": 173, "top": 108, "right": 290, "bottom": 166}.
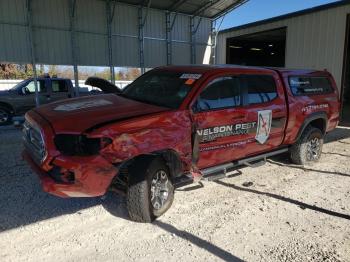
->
{"left": 174, "top": 174, "right": 194, "bottom": 189}
{"left": 202, "top": 148, "right": 288, "bottom": 176}
{"left": 175, "top": 148, "right": 289, "bottom": 188}
{"left": 237, "top": 148, "right": 288, "bottom": 166}
{"left": 242, "top": 158, "right": 266, "bottom": 168}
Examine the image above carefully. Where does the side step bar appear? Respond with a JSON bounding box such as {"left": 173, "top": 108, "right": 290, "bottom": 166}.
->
{"left": 174, "top": 148, "right": 288, "bottom": 188}
{"left": 173, "top": 174, "right": 194, "bottom": 188}
{"left": 237, "top": 148, "right": 288, "bottom": 166}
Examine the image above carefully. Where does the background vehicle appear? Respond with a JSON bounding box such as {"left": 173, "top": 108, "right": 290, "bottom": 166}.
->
{"left": 0, "top": 76, "right": 91, "bottom": 125}
{"left": 23, "top": 65, "right": 340, "bottom": 223}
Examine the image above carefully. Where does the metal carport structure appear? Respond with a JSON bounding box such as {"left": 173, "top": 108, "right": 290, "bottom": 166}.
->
{"left": 0, "top": 0, "right": 247, "bottom": 105}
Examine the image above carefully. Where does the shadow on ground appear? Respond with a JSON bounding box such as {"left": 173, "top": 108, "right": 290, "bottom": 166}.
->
{"left": 101, "top": 192, "right": 243, "bottom": 261}
{"left": 0, "top": 127, "right": 244, "bottom": 262}
{"left": 154, "top": 221, "right": 243, "bottom": 262}
{"left": 267, "top": 156, "right": 350, "bottom": 178}
{"left": 324, "top": 125, "right": 350, "bottom": 143}
{"left": 0, "top": 163, "right": 101, "bottom": 232}
{"left": 215, "top": 180, "right": 350, "bottom": 221}
{"left": 0, "top": 125, "right": 349, "bottom": 234}
{"left": 0, "top": 127, "right": 101, "bottom": 232}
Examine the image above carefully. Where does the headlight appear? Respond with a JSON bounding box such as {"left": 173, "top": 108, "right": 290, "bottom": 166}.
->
{"left": 54, "top": 135, "right": 112, "bottom": 156}
{"left": 23, "top": 120, "right": 47, "bottom": 163}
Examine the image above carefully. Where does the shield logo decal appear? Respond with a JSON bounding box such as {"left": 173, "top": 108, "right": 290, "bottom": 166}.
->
{"left": 255, "top": 110, "right": 272, "bottom": 144}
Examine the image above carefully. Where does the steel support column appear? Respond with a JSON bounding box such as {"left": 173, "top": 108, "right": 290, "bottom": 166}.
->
{"left": 210, "top": 20, "right": 216, "bottom": 64}
{"left": 137, "top": 1, "right": 148, "bottom": 74}
{"left": 106, "top": 0, "right": 115, "bottom": 84}
{"left": 165, "top": 12, "right": 178, "bottom": 65}
{"left": 165, "top": 12, "right": 171, "bottom": 65}
{"left": 138, "top": 0, "right": 151, "bottom": 74}
{"left": 26, "top": 0, "right": 39, "bottom": 107}
{"left": 211, "top": 13, "right": 227, "bottom": 65}
{"left": 138, "top": 8, "right": 145, "bottom": 73}
{"left": 190, "top": 16, "right": 202, "bottom": 65}
{"left": 69, "top": 0, "right": 79, "bottom": 96}
{"left": 190, "top": 17, "right": 195, "bottom": 64}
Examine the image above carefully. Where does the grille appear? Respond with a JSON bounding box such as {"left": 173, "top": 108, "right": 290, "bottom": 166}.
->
{"left": 23, "top": 121, "right": 46, "bottom": 163}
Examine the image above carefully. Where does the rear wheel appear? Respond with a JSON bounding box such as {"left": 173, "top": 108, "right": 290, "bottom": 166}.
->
{"left": 0, "top": 106, "right": 11, "bottom": 126}
{"left": 126, "top": 157, "right": 174, "bottom": 223}
{"left": 290, "top": 126, "right": 324, "bottom": 165}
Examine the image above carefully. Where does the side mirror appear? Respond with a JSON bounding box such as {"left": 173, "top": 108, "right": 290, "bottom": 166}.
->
{"left": 22, "top": 87, "right": 30, "bottom": 95}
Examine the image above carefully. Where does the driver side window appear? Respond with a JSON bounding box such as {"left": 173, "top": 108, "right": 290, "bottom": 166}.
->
{"left": 194, "top": 76, "right": 241, "bottom": 112}
{"left": 23, "top": 80, "right": 46, "bottom": 94}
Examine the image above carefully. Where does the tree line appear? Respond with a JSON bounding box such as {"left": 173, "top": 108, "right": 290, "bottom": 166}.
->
{"left": 0, "top": 63, "right": 141, "bottom": 81}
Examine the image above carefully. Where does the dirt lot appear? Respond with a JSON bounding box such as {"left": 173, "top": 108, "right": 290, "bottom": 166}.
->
{"left": 0, "top": 125, "right": 349, "bottom": 262}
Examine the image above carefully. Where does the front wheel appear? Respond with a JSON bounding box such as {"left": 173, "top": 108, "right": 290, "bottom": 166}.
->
{"left": 0, "top": 106, "right": 11, "bottom": 126}
{"left": 290, "top": 126, "right": 324, "bottom": 165}
{"left": 126, "top": 157, "right": 174, "bottom": 223}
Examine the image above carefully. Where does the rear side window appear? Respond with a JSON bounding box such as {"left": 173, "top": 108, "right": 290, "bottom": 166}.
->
{"left": 194, "top": 76, "right": 241, "bottom": 111}
{"left": 244, "top": 75, "right": 278, "bottom": 105}
{"left": 289, "top": 76, "right": 333, "bottom": 96}
{"left": 52, "top": 80, "right": 68, "bottom": 93}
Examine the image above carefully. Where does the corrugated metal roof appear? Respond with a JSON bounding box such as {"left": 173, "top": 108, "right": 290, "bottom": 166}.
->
{"left": 113, "top": 0, "right": 247, "bottom": 18}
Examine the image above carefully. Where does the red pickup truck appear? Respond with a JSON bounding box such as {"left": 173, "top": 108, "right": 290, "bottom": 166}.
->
{"left": 23, "top": 65, "right": 340, "bottom": 222}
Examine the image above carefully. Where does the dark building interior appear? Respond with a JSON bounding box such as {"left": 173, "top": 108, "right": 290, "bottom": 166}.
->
{"left": 226, "top": 27, "right": 287, "bottom": 67}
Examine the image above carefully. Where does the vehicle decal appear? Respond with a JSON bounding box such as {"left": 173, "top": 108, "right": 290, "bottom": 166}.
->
{"left": 302, "top": 104, "right": 328, "bottom": 113}
{"left": 255, "top": 110, "right": 272, "bottom": 144}
{"left": 197, "top": 122, "right": 256, "bottom": 143}
{"left": 200, "top": 139, "right": 254, "bottom": 152}
{"left": 54, "top": 99, "right": 113, "bottom": 112}
{"left": 180, "top": 74, "right": 202, "bottom": 79}
{"left": 290, "top": 79, "right": 310, "bottom": 85}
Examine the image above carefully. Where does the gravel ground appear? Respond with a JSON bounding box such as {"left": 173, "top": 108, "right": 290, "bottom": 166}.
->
{"left": 0, "top": 125, "right": 349, "bottom": 262}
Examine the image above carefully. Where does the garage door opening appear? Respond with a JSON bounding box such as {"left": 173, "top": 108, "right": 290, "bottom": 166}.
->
{"left": 342, "top": 14, "right": 350, "bottom": 124}
{"left": 226, "top": 27, "right": 287, "bottom": 67}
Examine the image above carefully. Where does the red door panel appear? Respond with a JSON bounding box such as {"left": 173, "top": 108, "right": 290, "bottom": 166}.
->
{"left": 193, "top": 107, "right": 257, "bottom": 169}
{"left": 191, "top": 72, "right": 287, "bottom": 169}
{"left": 239, "top": 73, "right": 288, "bottom": 157}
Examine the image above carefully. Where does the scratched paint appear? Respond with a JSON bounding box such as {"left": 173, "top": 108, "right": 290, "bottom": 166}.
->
{"left": 22, "top": 65, "right": 340, "bottom": 198}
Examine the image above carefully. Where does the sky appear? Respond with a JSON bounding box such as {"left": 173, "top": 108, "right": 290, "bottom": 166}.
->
{"left": 220, "top": 0, "right": 343, "bottom": 30}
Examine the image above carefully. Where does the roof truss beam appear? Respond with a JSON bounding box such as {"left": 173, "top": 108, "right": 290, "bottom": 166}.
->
{"left": 192, "top": 0, "right": 221, "bottom": 17}
{"left": 168, "top": 0, "right": 189, "bottom": 12}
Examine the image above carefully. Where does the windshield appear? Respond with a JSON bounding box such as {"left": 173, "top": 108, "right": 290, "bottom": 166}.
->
{"left": 10, "top": 80, "right": 28, "bottom": 90}
{"left": 122, "top": 71, "right": 201, "bottom": 109}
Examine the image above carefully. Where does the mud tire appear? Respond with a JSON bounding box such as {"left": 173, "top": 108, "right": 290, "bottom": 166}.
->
{"left": 290, "top": 126, "right": 324, "bottom": 165}
{"left": 0, "top": 106, "right": 12, "bottom": 126}
{"left": 126, "top": 156, "right": 174, "bottom": 223}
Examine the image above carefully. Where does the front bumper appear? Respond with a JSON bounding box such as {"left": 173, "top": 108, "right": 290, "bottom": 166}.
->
{"left": 23, "top": 150, "right": 118, "bottom": 198}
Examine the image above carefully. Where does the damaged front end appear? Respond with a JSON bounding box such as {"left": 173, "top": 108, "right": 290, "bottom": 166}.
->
{"left": 54, "top": 134, "right": 113, "bottom": 156}
{"left": 23, "top": 115, "right": 118, "bottom": 198}
{"left": 23, "top": 99, "right": 193, "bottom": 199}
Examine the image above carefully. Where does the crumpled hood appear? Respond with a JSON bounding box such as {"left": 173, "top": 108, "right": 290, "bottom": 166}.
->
{"left": 34, "top": 94, "right": 169, "bottom": 133}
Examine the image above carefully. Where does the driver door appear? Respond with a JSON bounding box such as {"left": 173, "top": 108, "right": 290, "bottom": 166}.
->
{"left": 17, "top": 80, "right": 49, "bottom": 113}
{"left": 192, "top": 75, "right": 255, "bottom": 169}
